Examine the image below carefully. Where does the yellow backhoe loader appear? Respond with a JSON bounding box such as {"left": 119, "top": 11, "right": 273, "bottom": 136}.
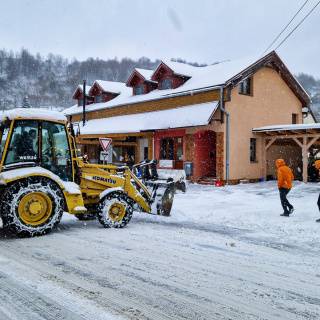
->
{"left": 0, "top": 109, "right": 175, "bottom": 237}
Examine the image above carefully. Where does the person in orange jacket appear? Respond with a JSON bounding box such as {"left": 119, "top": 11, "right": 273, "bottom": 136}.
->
{"left": 315, "top": 160, "right": 320, "bottom": 222}
{"left": 276, "top": 159, "right": 294, "bottom": 217}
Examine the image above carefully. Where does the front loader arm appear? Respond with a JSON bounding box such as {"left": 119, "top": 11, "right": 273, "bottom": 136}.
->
{"left": 76, "top": 158, "right": 175, "bottom": 216}
{"left": 78, "top": 162, "right": 152, "bottom": 213}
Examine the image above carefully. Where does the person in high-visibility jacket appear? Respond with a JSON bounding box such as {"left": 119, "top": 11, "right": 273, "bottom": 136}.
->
{"left": 315, "top": 160, "right": 320, "bottom": 222}
{"left": 276, "top": 159, "right": 294, "bottom": 217}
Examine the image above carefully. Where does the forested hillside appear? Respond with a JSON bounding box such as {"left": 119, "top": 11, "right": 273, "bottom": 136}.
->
{"left": 0, "top": 48, "right": 160, "bottom": 110}
{"left": 0, "top": 48, "right": 319, "bottom": 113}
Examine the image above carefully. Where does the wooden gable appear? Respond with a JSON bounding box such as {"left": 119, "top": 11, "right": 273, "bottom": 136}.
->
{"left": 126, "top": 69, "right": 158, "bottom": 95}
{"left": 151, "top": 62, "right": 191, "bottom": 90}
{"left": 72, "top": 86, "right": 94, "bottom": 107}
{"left": 126, "top": 70, "right": 144, "bottom": 87}
{"left": 89, "top": 82, "right": 103, "bottom": 96}
{"left": 89, "top": 81, "right": 120, "bottom": 103}
{"left": 226, "top": 51, "right": 310, "bottom": 108}
{"left": 72, "top": 86, "right": 83, "bottom": 100}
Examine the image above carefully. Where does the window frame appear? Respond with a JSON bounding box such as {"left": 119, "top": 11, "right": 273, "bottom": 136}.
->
{"left": 239, "top": 77, "right": 252, "bottom": 96}
{"left": 96, "top": 94, "right": 103, "bottom": 103}
{"left": 250, "top": 138, "right": 257, "bottom": 163}
{"left": 135, "top": 84, "right": 144, "bottom": 95}
{"left": 161, "top": 78, "right": 172, "bottom": 90}
{"left": 292, "top": 113, "right": 298, "bottom": 124}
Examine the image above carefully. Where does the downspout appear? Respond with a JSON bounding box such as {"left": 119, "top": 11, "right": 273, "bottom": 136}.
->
{"left": 219, "top": 86, "right": 229, "bottom": 185}
{"left": 82, "top": 79, "right": 86, "bottom": 126}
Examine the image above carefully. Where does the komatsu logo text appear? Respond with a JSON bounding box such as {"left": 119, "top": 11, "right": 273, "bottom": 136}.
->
{"left": 92, "top": 176, "right": 117, "bottom": 184}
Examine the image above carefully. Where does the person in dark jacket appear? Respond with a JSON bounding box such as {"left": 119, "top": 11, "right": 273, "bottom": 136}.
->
{"left": 276, "top": 158, "right": 294, "bottom": 217}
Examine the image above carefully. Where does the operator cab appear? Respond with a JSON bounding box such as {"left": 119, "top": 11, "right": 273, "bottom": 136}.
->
{"left": 0, "top": 117, "right": 73, "bottom": 181}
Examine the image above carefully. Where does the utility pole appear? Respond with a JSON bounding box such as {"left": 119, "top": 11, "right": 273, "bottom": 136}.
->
{"left": 82, "top": 79, "right": 86, "bottom": 126}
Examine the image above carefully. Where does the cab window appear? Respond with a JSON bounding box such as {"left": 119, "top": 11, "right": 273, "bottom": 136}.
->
{"left": 0, "top": 124, "right": 10, "bottom": 164}
{"left": 5, "top": 120, "right": 39, "bottom": 165}
{"left": 41, "top": 121, "right": 73, "bottom": 181}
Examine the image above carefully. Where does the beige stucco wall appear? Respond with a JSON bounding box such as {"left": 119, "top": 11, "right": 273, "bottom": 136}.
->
{"left": 224, "top": 67, "right": 303, "bottom": 181}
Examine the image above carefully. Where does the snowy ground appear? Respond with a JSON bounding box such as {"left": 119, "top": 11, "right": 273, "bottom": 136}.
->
{"left": 0, "top": 180, "right": 320, "bottom": 319}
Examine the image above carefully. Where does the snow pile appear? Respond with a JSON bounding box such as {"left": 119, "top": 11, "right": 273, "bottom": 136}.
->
{"left": 0, "top": 108, "right": 67, "bottom": 122}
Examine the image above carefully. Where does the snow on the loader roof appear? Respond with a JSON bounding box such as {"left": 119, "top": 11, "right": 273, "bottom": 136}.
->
{"left": 0, "top": 108, "right": 67, "bottom": 122}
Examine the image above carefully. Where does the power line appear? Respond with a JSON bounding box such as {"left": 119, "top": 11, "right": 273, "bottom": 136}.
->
{"left": 260, "top": 0, "right": 309, "bottom": 58}
{"left": 274, "top": 0, "right": 320, "bottom": 51}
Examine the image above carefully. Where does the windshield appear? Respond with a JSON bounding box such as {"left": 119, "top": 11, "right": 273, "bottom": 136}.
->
{"left": 5, "top": 120, "right": 39, "bottom": 165}
{"left": 0, "top": 123, "right": 10, "bottom": 164}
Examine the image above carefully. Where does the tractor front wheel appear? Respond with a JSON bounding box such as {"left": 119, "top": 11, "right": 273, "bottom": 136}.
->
{"left": 1, "top": 177, "right": 65, "bottom": 237}
{"left": 97, "top": 192, "right": 134, "bottom": 228}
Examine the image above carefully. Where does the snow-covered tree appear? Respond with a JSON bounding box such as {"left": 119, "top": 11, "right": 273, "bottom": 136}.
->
{"left": 21, "top": 96, "right": 31, "bottom": 108}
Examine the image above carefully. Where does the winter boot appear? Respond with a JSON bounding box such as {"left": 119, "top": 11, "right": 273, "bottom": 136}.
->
{"left": 289, "top": 207, "right": 294, "bottom": 215}
{"left": 316, "top": 219, "right": 320, "bottom": 223}
{"left": 280, "top": 213, "right": 290, "bottom": 217}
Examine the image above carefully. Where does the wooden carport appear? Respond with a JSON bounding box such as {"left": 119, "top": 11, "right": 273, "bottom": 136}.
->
{"left": 253, "top": 124, "right": 320, "bottom": 183}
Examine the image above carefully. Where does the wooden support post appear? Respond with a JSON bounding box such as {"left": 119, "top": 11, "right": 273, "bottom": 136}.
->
{"left": 303, "top": 136, "right": 308, "bottom": 183}
{"left": 261, "top": 137, "right": 267, "bottom": 181}
{"left": 148, "top": 137, "right": 154, "bottom": 160}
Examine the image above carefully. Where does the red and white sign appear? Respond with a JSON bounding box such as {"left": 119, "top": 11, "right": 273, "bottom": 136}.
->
{"left": 99, "top": 138, "right": 112, "bottom": 151}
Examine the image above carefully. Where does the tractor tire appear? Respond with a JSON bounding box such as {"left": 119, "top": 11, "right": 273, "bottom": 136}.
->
{"left": 97, "top": 192, "right": 134, "bottom": 228}
{"left": 1, "top": 176, "right": 65, "bottom": 238}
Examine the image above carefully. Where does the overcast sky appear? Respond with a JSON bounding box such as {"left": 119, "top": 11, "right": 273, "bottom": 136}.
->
{"left": 0, "top": 0, "right": 319, "bottom": 77}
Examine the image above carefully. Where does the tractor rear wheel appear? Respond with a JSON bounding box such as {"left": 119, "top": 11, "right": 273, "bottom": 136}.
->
{"left": 97, "top": 192, "right": 134, "bottom": 228}
{"left": 1, "top": 176, "right": 65, "bottom": 237}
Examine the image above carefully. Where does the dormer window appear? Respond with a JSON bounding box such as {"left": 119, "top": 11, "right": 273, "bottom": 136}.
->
{"left": 126, "top": 69, "right": 157, "bottom": 96}
{"left": 96, "top": 94, "right": 103, "bottom": 103}
{"left": 161, "top": 78, "right": 171, "bottom": 90}
{"left": 135, "top": 85, "right": 144, "bottom": 95}
{"left": 239, "top": 77, "right": 252, "bottom": 95}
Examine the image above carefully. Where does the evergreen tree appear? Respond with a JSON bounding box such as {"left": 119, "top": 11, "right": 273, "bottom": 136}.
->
{"left": 21, "top": 96, "right": 31, "bottom": 108}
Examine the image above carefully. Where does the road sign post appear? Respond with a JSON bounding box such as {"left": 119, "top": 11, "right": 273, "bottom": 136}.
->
{"left": 99, "top": 138, "right": 112, "bottom": 165}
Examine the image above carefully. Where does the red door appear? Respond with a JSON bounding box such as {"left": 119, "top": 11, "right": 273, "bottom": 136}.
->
{"left": 194, "top": 130, "right": 216, "bottom": 181}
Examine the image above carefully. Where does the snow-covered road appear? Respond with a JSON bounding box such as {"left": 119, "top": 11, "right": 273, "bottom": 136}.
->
{"left": 0, "top": 181, "right": 320, "bottom": 319}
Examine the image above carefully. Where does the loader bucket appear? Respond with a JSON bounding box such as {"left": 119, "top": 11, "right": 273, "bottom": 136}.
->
{"left": 152, "top": 178, "right": 175, "bottom": 216}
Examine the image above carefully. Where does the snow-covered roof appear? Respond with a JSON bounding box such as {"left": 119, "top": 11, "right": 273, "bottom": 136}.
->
{"left": 73, "top": 85, "right": 91, "bottom": 97}
{"left": 94, "top": 80, "right": 129, "bottom": 94}
{"left": 253, "top": 123, "right": 320, "bottom": 133}
{"left": 135, "top": 68, "right": 155, "bottom": 82}
{"left": 76, "top": 102, "right": 218, "bottom": 135}
{"left": 64, "top": 51, "right": 309, "bottom": 117}
{"left": 156, "top": 60, "right": 197, "bottom": 78}
{"left": 0, "top": 108, "right": 67, "bottom": 122}
{"left": 63, "top": 55, "right": 258, "bottom": 116}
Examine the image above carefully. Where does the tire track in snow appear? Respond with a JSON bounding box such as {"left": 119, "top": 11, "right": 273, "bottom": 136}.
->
{"left": 0, "top": 220, "right": 319, "bottom": 319}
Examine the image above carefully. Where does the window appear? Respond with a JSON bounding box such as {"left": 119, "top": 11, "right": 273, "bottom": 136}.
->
{"left": 5, "top": 120, "right": 39, "bottom": 165}
{"left": 96, "top": 94, "right": 103, "bottom": 103}
{"left": 41, "top": 121, "right": 73, "bottom": 181}
{"left": 161, "top": 138, "right": 174, "bottom": 160}
{"left": 239, "top": 77, "right": 252, "bottom": 95}
{"left": 112, "top": 146, "right": 135, "bottom": 165}
{"left": 292, "top": 114, "right": 298, "bottom": 124}
{"left": 135, "top": 85, "right": 144, "bottom": 95}
{"left": 250, "top": 138, "right": 257, "bottom": 162}
{"left": 0, "top": 124, "right": 9, "bottom": 163}
{"left": 161, "top": 78, "right": 171, "bottom": 90}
